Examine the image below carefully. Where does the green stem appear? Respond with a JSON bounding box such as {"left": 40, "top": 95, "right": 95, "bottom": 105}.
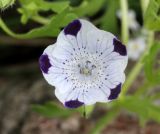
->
{"left": 0, "top": 17, "right": 32, "bottom": 39}
{"left": 120, "top": 0, "right": 129, "bottom": 44}
{"left": 121, "top": 56, "right": 144, "bottom": 97}
{"left": 120, "top": 0, "right": 153, "bottom": 98}
{"left": 120, "top": 31, "right": 154, "bottom": 97}
{"left": 32, "top": 15, "right": 50, "bottom": 25}
{"left": 0, "top": 17, "right": 18, "bottom": 38}
{"left": 140, "top": 0, "right": 149, "bottom": 14}
{"left": 0, "top": 17, "right": 51, "bottom": 39}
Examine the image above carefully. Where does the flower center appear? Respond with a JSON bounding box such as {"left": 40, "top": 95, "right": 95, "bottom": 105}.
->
{"left": 80, "top": 68, "right": 91, "bottom": 76}
{"left": 132, "top": 44, "right": 139, "bottom": 50}
{"left": 79, "top": 60, "right": 96, "bottom": 76}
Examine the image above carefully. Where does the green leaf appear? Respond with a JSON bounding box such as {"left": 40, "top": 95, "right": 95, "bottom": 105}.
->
{"left": 32, "top": 102, "right": 75, "bottom": 118}
{"left": 34, "top": 0, "right": 70, "bottom": 13}
{"left": 0, "top": 10, "right": 77, "bottom": 39}
{"left": 134, "top": 81, "right": 153, "bottom": 97}
{"left": 150, "top": 92, "right": 160, "bottom": 100}
{"left": 100, "top": 0, "right": 119, "bottom": 34}
{"left": 18, "top": 2, "right": 38, "bottom": 24}
{"left": 60, "top": 13, "right": 78, "bottom": 27}
{"left": 120, "top": 96, "right": 149, "bottom": 119}
{"left": 144, "top": 42, "right": 160, "bottom": 84}
{"left": 18, "top": 0, "right": 70, "bottom": 24}
{"left": 120, "top": 96, "right": 160, "bottom": 123}
{"left": 72, "top": 0, "right": 105, "bottom": 17}
{"left": 0, "top": 0, "right": 15, "bottom": 10}
{"left": 144, "top": 0, "right": 160, "bottom": 31}
{"left": 19, "top": 0, "right": 69, "bottom": 13}
{"left": 148, "top": 104, "right": 160, "bottom": 122}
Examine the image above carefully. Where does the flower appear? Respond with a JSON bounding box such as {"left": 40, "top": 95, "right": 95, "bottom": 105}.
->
{"left": 39, "top": 19, "right": 128, "bottom": 108}
{"left": 117, "top": 10, "right": 140, "bottom": 31}
{"left": 127, "top": 37, "right": 146, "bottom": 60}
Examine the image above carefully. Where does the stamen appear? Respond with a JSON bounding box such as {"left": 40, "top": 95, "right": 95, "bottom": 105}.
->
{"left": 78, "top": 64, "right": 81, "bottom": 68}
{"left": 86, "top": 60, "right": 91, "bottom": 64}
{"left": 79, "top": 60, "right": 96, "bottom": 76}
{"left": 92, "top": 65, "right": 96, "bottom": 69}
{"left": 85, "top": 60, "right": 91, "bottom": 68}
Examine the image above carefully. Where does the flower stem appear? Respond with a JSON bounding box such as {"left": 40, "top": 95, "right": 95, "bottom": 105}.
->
{"left": 140, "top": 0, "right": 149, "bottom": 14}
{"left": 120, "top": 0, "right": 129, "bottom": 45}
{"left": 120, "top": 31, "right": 154, "bottom": 97}
{"left": 120, "top": 0, "right": 153, "bottom": 98}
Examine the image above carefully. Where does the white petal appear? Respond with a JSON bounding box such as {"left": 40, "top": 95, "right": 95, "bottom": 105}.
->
{"left": 55, "top": 87, "right": 81, "bottom": 104}
{"left": 52, "top": 44, "right": 74, "bottom": 60}
{"left": 86, "top": 29, "right": 115, "bottom": 54}
{"left": 108, "top": 73, "right": 125, "bottom": 85}
{"left": 43, "top": 43, "right": 56, "bottom": 54}
{"left": 55, "top": 88, "right": 75, "bottom": 104}
{"left": 127, "top": 37, "right": 146, "bottom": 60}
{"left": 40, "top": 44, "right": 56, "bottom": 86}
{"left": 56, "top": 19, "right": 97, "bottom": 51}
{"left": 55, "top": 88, "right": 66, "bottom": 103}
{"left": 106, "top": 58, "right": 127, "bottom": 74}
{"left": 103, "top": 61, "right": 126, "bottom": 87}
{"left": 41, "top": 44, "right": 75, "bottom": 91}
{"left": 78, "top": 87, "right": 109, "bottom": 105}
{"left": 77, "top": 19, "right": 97, "bottom": 49}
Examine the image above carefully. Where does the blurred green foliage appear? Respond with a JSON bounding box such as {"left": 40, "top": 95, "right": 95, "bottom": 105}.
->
{"left": 144, "top": 0, "right": 160, "bottom": 31}
{"left": 99, "top": 0, "right": 119, "bottom": 34}
{"left": 0, "top": 0, "right": 15, "bottom": 9}
{"left": 0, "top": 0, "right": 160, "bottom": 134}
{"left": 144, "top": 42, "right": 160, "bottom": 84}
{"left": 32, "top": 101, "right": 74, "bottom": 118}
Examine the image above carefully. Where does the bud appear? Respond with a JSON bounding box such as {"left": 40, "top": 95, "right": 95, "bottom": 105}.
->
{"left": 0, "top": 0, "right": 15, "bottom": 10}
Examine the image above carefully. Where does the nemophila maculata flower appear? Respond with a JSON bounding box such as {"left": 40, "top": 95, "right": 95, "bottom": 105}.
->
{"left": 117, "top": 10, "right": 140, "bottom": 31}
{"left": 128, "top": 37, "right": 146, "bottom": 61}
{"left": 39, "top": 19, "right": 128, "bottom": 109}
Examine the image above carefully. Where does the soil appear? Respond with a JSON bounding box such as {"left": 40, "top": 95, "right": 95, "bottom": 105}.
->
{"left": 0, "top": 62, "right": 160, "bottom": 134}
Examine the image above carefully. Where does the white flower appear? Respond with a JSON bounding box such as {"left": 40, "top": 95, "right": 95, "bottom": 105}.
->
{"left": 127, "top": 37, "right": 146, "bottom": 60}
{"left": 39, "top": 19, "right": 128, "bottom": 108}
{"left": 117, "top": 10, "right": 140, "bottom": 31}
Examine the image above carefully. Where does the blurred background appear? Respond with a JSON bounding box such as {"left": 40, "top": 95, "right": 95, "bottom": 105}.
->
{"left": 0, "top": 0, "right": 160, "bottom": 134}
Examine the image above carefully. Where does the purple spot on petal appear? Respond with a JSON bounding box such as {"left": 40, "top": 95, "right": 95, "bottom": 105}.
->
{"left": 64, "top": 20, "right": 81, "bottom": 36}
{"left": 65, "top": 100, "right": 84, "bottom": 108}
{"left": 39, "top": 54, "right": 51, "bottom": 74}
{"left": 113, "top": 38, "right": 127, "bottom": 56}
{"left": 108, "top": 83, "right": 121, "bottom": 100}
